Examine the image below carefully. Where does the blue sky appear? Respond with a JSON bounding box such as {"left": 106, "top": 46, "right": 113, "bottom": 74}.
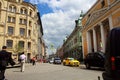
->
{"left": 24, "top": 0, "right": 97, "bottom": 54}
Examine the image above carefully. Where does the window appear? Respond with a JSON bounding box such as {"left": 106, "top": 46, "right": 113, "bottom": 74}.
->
{"left": 12, "top": 17, "right": 15, "bottom": 23}
{"left": 19, "top": 18, "right": 26, "bottom": 24}
{"left": 8, "top": 16, "right": 11, "bottom": 22}
{"left": 7, "top": 40, "right": 13, "bottom": 48}
{"left": 74, "top": 37, "right": 77, "bottom": 44}
{"left": 13, "top": 7, "right": 16, "bottom": 13}
{"left": 8, "top": 26, "right": 14, "bottom": 35}
{"left": 9, "top": 6, "right": 12, "bottom": 12}
{"left": 20, "top": 28, "right": 25, "bottom": 36}
{"left": 8, "top": 16, "right": 15, "bottom": 23}
{"left": 79, "top": 36, "right": 82, "bottom": 42}
{"left": 24, "top": 9, "right": 27, "bottom": 14}
{"left": 28, "top": 30, "right": 31, "bottom": 36}
{"left": 23, "top": 19, "right": 27, "bottom": 24}
{"left": 19, "top": 41, "right": 24, "bottom": 48}
{"left": 18, "top": 0, "right": 21, "bottom": 2}
{"left": 19, "top": 18, "right": 22, "bottom": 24}
{"left": 20, "top": 8, "right": 27, "bottom": 14}
{"left": 20, "top": 9, "right": 23, "bottom": 14}
{"left": 28, "top": 42, "right": 31, "bottom": 50}
{"left": 101, "top": 0, "right": 105, "bottom": 8}
{"left": 9, "top": 5, "right": 16, "bottom": 13}
{"left": 30, "top": 11, "right": 32, "bottom": 17}
{"left": 29, "top": 21, "right": 32, "bottom": 26}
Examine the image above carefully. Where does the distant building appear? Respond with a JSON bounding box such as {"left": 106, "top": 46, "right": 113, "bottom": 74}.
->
{"left": 81, "top": 0, "right": 120, "bottom": 58}
{"left": 0, "top": 0, "right": 44, "bottom": 61}
{"left": 56, "top": 46, "right": 64, "bottom": 60}
{"left": 62, "top": 12, "right": 83, "bottom": 61}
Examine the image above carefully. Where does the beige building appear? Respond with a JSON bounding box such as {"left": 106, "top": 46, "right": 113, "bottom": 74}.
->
{"left": 81, "top": 0, "right": 120, "bottom": 58}
{"left": 0, "top": 0, "right": 44, "bottom": 61}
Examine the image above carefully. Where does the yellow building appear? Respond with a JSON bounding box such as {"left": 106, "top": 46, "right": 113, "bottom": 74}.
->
{"left": 0, "top": 0, "right": 43, "bottom": 61}
{"left": 81, "top": 0, "right": 120, "bottom": 58}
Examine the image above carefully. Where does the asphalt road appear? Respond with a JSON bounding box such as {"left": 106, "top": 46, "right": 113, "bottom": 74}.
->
{"left": 5, "top": 63, "right": 104, "bottom": 80}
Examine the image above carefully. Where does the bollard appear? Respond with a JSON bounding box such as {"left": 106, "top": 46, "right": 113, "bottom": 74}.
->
{"left": 98, "top": 76, "right": 100, "bottom": 80}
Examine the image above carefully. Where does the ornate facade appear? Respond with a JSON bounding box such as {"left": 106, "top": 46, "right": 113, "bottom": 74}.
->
{"left": 62, "top": 13, "right": 83, "bottom": 61}
{"left": 0, "top": 0, "right": 44, "bottom": 61}
{"left": 81, "top": 0, "right": 120, "bottom": 58}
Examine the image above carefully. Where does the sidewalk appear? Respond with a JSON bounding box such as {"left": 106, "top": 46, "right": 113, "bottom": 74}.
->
{"left": 6, "top": 62, "right": 32, "bottom": 69}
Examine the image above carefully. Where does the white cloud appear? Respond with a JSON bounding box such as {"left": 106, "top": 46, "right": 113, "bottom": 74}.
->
{"left": 29, "top": 0, "right": 97, "bottom": 54}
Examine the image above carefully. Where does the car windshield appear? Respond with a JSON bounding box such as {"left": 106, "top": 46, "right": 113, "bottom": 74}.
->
{"left": 98, "top": 52, "right": 105, "bottom": 58}
{"left": 68, "top": 58, "right": 74, "bottom": 60}
{"left": 54, "top": 58, "right": 61, "bottom": 60}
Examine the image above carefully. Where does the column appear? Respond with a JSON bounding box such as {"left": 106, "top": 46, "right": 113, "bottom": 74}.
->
{"left": 87, "top": 31, "right": 92, "bottom": 53}
{"left": 108, "top": 15, "right": 113, "bottom": 30}
{"left": 82, "top": 35, "right": 85, "bottom": 59}
{"left": 100, "top": 23, "right": 106, "bottom": 52}
{"left": 93, "top": 28, "right": 97, "bottom": 52}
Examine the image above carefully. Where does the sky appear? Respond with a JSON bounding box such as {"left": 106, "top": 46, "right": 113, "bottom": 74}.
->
{"left": 24, "top": 0, "right": 97, "bottom": 54}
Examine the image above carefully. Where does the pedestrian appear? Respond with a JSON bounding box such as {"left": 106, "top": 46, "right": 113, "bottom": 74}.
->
{"left": 32, "top": 57, "right": 36, "bottom": 66}
{"left": 0, "top": 46, "right": 15, "bottom": 80}
{"left": 20, "top": 52, "right": 26, "bottom": 72}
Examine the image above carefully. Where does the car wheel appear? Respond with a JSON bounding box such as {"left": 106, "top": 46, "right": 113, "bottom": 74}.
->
{"left": 77, "top": 65, "right": 79, "bottom": 67}
{"left": 86, "top": 63, "right": 90, "bottom": 69}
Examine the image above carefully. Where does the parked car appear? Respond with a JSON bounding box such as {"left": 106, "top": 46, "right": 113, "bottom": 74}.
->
{"left": 63, "top": 58, "right": 80, "bottom": 66}
{"left": 53, "top": 57, "right": 62, "bottom": 64}
{"left": 103, "top": 27, "right": 120, "bottom": 80}
{"left": 84, "top": 52, "right": 105, "bottom": 69}
{"left": 49, "top": 59, "right": 54, "bottom": 64}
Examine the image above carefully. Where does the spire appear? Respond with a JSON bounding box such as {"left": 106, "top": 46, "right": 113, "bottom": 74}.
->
{"left": 77, "top": 10, "right": 83, "bottom": 27}
{"left": 79, "top": 10, "right": 83, "bottom": 20}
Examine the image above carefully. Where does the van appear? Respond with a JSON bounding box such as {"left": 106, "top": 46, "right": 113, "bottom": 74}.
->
{"left": 102, "top": 27, "right": 120, "bottom": 80}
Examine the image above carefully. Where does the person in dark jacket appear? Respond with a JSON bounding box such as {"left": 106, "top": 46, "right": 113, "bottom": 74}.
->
{"left": 0, "top": 46, "right": 15, "bottom": 80}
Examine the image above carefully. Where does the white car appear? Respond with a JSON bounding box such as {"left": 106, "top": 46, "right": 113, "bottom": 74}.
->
{"left": 49, "top": 59, "right": 54, "bottom": 64}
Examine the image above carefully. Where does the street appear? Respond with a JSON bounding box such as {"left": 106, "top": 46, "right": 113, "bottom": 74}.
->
{"left": 5, "top": 63, "right": 103, "bottom": 80}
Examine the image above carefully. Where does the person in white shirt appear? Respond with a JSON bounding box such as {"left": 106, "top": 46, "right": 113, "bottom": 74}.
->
{"left": 20, "top": 52, "right": 26, "bottom": 72}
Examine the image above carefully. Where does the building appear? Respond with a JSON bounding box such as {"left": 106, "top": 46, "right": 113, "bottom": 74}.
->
{"left": 36, "top": 12, "right": 45, "bottom": 60}
{"left": 81, "top": 0, "right": 120, "bottom": 58}
{"left": 0, "top": 0, "right": 44, "bottom": 61}
{"left": 56, "top": 46, "right": 64, "bottom": 60}
{"left": 62, "top": 12, "right": 83, "bottom": 61}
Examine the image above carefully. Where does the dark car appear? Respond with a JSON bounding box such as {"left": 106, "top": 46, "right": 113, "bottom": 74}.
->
{"left": 53, "top": 58, "right": 62, "bottom": 64}
{"left": 84, "top": 52, "right": 105, "bottom": 69}
{"left": 102, "top": 27, "right": 120, "bottom": 80}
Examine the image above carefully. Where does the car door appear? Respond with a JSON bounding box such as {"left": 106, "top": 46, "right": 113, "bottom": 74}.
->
{"left": 65, "top": 58, "right": 69, "bottom": 65}
{"left": 87, "top": 53, "right": 94, "bottom": 66}
{"left": 94, "top": 53, "right": 102, "bottom": 67}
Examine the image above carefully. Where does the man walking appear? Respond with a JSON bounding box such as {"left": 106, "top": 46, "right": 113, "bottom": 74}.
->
{"left": 20, "top": 52, "right": 26, "bottom": 72}
{"left": 0, "top": 46, "right": 15, "bottom": 80}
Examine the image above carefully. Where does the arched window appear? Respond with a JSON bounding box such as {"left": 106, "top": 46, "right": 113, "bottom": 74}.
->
{"left": 9, "top": 6, "right": 12, "bottom": 12}
{"left": 20, "top": 8, "right": 23, "bottom": 14}
{"left": 20, "top": 7, "right": 27, "bottom": 14}
{"left": 29, "top": 10, "right": 32, "bottom": 17}
{"left": 13, "top": 6, "right": 16, "bottom": 13}
{"left": 9, "top": 5, "right": 16, "bottom": 13}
